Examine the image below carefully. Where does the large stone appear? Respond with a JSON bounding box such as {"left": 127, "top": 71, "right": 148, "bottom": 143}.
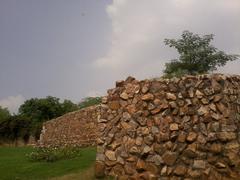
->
{"left": 105, "top": 150, "right": 116, "bottom": 161}
{"left": 108, "top": 101, "right": 120, "bottom": 110}
{"left": 120, "top": 92, "right": 129, "bottom": 100}
{"left": 166, "top": 93, "right": 177, "bottom": 100}
{"left": 198, "top": 106, "right": 209, "bottom": 116}
{"left": 170, "top": 123, "right": 179, "bottom": 131}
{"left": 187, "top": 132, "right": 198, "bottom": 142}
{"left": 142, "top": 84, "right": 149, "bottom": 94}
{"left": 217, "top": 132, "right": 236, "bottom": 141}
{"left": 162, "top": 151, "right": 177, "bottom": 166}
{"left": 174, "top": 165, "right": 187, "bottom": 176}
{"left": 141, "top": 93, "right": 154, "bottom": 101}
{"left": 177, "top": 132, "right": 186, "bottom": 143}
{"left": 209, "top": 143, "right": 222, "bottom": 154}
{"left": 193, "top": 160, "right": 206, "bottom": 169}
{"left": 136, "top": 159, "right": 146, "bottom": 171}
{"left": 146, "top": 155, "right": 163, "bottom": 165}
{"left": 196, "top": 90, "right": 204, "bottom": 98}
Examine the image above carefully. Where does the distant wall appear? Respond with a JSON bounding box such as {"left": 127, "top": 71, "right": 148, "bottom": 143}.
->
{"left": 38, "top": 105, "right": 100, "bottom": 147}
{"left": 96, "top": 74, "right": 240, "bottom": 179}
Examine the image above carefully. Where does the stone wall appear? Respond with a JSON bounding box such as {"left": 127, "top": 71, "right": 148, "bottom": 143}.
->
{"left": 96, "top": 74, "right": 240, "bottom": 179}
{"left": 38, "top": 105, "right": 100, "bottom": 147}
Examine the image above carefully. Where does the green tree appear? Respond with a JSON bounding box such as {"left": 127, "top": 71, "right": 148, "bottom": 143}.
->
{"left": 0, "top": 115, "right": 31, "bottom": 142}
{"left": 163, "top": 31, "right": 239, "bottom": 77}
{"left": 0, "top": 106, "right": 11, "bottom": 123}
{"left": 61, "top": 100, "right": 78, "bottom": 114}
{"left": 19, "top": 96, "right": 63, "bottom": 122}
{"left": 19, "top": 96, "right": 78, "bottom": 139}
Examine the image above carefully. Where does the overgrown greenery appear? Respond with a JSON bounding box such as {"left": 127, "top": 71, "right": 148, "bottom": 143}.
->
{"left": 0, "top": 96, "right": 102, "bottom": 143}
{"left": 0, "top": 146, "right": 96, "bottom": 180}
{"left": 163, "top": 30, "right": 239, "bottom": 78}
{"left": 27, "top": 147, "right": 83, "bottom": 162}
{"left": 0, "top": 106, "right": 10, "bottom": 123}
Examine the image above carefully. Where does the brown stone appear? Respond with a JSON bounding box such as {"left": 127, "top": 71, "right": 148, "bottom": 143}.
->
{"left": 186, "top": 132, "right": 198, "bottom": 142}
{"left": 201, "top": 98, "right": 209, "bottom": 104}
{"left": 127, "top": 104, "right": 137, "bottom": 114}
{"left": 166, "top": 93, "right": 177, "bottom": 100}
{"left": 120, "top": 92, "right": 129, "bottom": 100}
{"left": 151, "top": 108, "right": 161, "bottom": 115}
{"left": 136, "top": 159, "right": 146, "bottom": 171}
{"left": 213, "top": 94, "right": 222, "bottom": 102}
{"left": 105, "top": 150, "right": 116, "bottom": 161}
{"left": 142, "top": 84, "right": 149, "bottom": 94}
{"left": 124, "top": 163, "right": 136, "bottom": 175}
{"left": 193, "top": 160, "right": 206, "bottom": 169}
{"left": 198, "top": 106, "right": 209, "bottom": 116}
{"left": 217, "top": 132, "right": 236, "bottom": 141}
{"left": 177, "top": 132, "right": 186, "bottom": 143}
{"left": 95, "top": 161, "right": 105, "bottom": 178}
{"left": 161, "top": 166, "right": 167, "bottom": 176}
{"left": 174, "top": 165, "right": 187, "bottom": 176}
{"left": 162, "top": 151, "right": 177, "bottom": 166}
{"left": 135, "top": 137, "right": 143, "bottom": 146}
{"left": 183, "top": 144, "right": 197, "bottom": 158}
{"left": 188, "top": 169, "right": 201, "bottom": 178}
{"left": 141, "top": 93, "right": 154, "bottom": 101}
{"left": 209, "top": 143, "right": 222, "bottom": 154}
{"left": 108, "top": 101, "right": 120, "bottom": 110}
{"left": 196, "top": 90, "right": 204, "bottom": 98}
{"left": 170, "top": 123, "right": 179, "bottom": 131}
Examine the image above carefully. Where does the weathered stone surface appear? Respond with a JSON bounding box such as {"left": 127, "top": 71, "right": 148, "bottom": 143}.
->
{"left": 105, "top": 150, "right": 116, "bottom": 161}
{"left": 141, "top": 93, "right": 154, "bottom": 101}
{"left": 209, "top": 143, "right": 222, "bottom": 153}
{"left": 196, "top": 90, "right": 204, "bottom": 98}
{"left": 217, "top": 132, "right": 236, "bottom": 141}
{"left": 170, "top": 123, "right": 179, "bottom": 131}
{"left": 177, "top": 132, "right": 186, "bottom": 143}
{"left": 193, "top": 160, "right": 206, "bottom": 169}
{"left": 108, "top": 101, "right": 120, "bottom": 110}
{"left": 187, "top": 132, "right": 198, "bottom": 142}
{"left": 174, "top": 165, "right": 187, "bottom": 176}
{"left": 162, "top": 151, "right": 177, "bottom": 166}
{"left": 96, "top": 74, "right": 240, "bottom": 179}
{"left": 166, "top": 93, "right": 177, "bottom": 100}
{"left": 120, "top": 92, "right": 129, "bottom": 100}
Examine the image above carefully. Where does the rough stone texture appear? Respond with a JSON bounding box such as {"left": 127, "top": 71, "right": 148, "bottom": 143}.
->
{"left": 38, "top": 105, "right": 100, "bottom": 147}
{"left": 96, "top": 74, "right": 240, "bottom": 179}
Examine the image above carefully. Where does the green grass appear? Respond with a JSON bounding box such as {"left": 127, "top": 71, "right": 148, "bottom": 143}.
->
{"left": 0, "top": 146, "right": 96, "bottom": 180}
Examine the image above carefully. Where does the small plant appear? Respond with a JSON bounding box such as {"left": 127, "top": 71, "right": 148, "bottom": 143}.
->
{"left": 27, "top": 146, "right": 82, "bottom": 162}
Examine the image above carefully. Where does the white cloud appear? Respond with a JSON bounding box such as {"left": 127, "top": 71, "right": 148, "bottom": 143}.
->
{"left": 0, "top": 95, "right": 25, "bottom": 114}
{"left": 93, "top": 0, "right": 240, "bottom": 79}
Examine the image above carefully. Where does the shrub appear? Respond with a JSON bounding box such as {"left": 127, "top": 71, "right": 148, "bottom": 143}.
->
{"left": 27, "top": 146, "right": 82, "bottom": 162}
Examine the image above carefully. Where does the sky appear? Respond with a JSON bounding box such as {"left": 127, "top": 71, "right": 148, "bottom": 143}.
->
{"left": 0, "top": 0, "right": 240, "bottom": 113}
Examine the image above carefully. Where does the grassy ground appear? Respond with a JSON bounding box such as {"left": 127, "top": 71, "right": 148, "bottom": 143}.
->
{"left": 0, "top": 146, "right": 96, "bottom": 180}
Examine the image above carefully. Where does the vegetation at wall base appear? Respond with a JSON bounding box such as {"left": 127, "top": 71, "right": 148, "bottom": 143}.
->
{"left": 27, "top": 146, "right": 84, "bottom": 162}
{"left": 0, "top": 146, "right": 96, "bottom": 180}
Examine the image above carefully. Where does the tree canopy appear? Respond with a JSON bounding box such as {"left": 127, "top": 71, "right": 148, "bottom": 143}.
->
{"left": 163, "top": 31, "right": 239, "bottom": 77}
{"left": 0, "top": 106, "right": 11, "bottom": 123}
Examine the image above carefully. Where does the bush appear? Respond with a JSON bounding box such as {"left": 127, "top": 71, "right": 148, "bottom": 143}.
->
{"left": 27, "top": 147, "right": 82, "bottom": 162}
